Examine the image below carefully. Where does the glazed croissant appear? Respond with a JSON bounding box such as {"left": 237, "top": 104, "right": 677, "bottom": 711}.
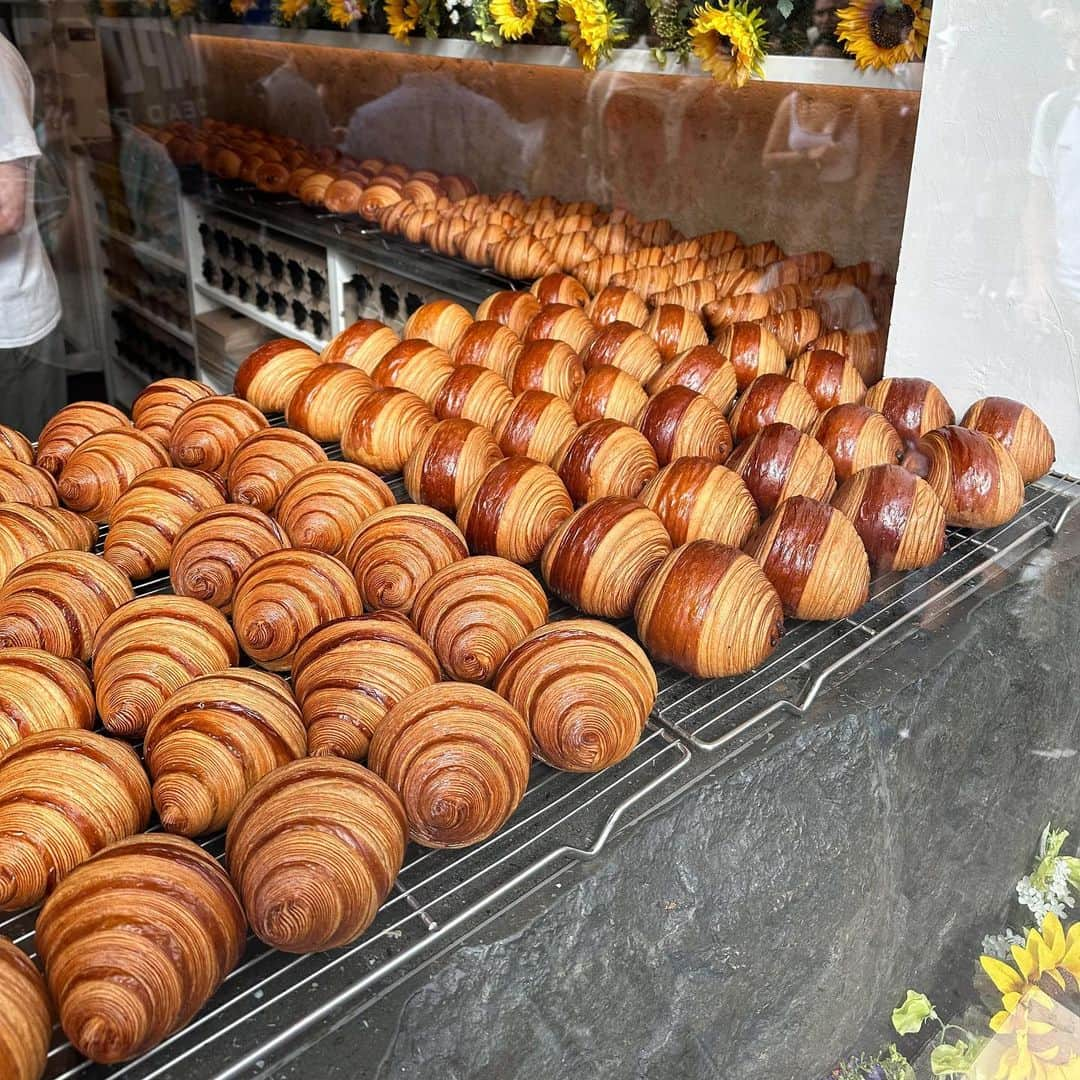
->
{"left": 169, "top": 395, "right": 270, "bottom": 479}
{"left": 729, "top": 374, "right": 820, "bottom": 442}
{"left": 509, "top": 339, "right": 585, "bottom": 400}
{"left": 474, "top": 290, "right": 541, "bottom": 338}
{"left": 523, "top": 303, "right": 596, "bottom": 353}
{"left": 285, "top": 363, "right": 375, "bottom": 442}
{"left": 726, "top": 422, "right": 838, "bottom": 516}
{"left": 292, "top": 612, "right": 442, "bottom": 760}
{"left": 93, "top": 595, "right": 240, "bottom": 737}
{"left": 586, "top": 285, "right": 650, "bottom": 328}
{"left": 132, "top": 378, "right": 215, "bottom": 447}
{"left": 0, "top": 459, "right": 59, "bottom": 506}
{"left": 36, "top": 833, "right": 246, "bottom": 1064}
{"left": 0, "top": 647, "right": 95, "bottom": 751}
{"left": 530, "top": 271, "right": 590, "bottom": 307}
{"left": 274, "top": 461, "right": 395, "bottom": 557}
{"left": 36, "top": 400, "right": 131, "bottom": 476}
{"left": 863, "top": 377, "right": 956, "bottom": 445}
{"left": 320, "top": 318, "right": 400, "bottom": 373}
{"left": 646, "top": 346, "right": 738, "bottom": 411}
{"left": 0, "top": 502, "right": 98, "bottom": 585}
{"left": 581, "top": 321, "right": 664, "bottom": 385}
{"left": 570, "top": 365, "right": 649, "bottom": 426}
{"left": 554, "top": 419, "right": 658, "bottom": 505}
{"left": 234, "top": 338, "right": 322, "bottom": 414}
{"left": 170, "top": 503, "right": 290, "bottom": 612}
{"left": 226, "top": 757, "right": 407, "bottom": 952}
{"left": 372, "top": 340, "right": 456, "bottom": 408}
{"left": 638, "top": 386, "right": 732, "bottom": 466}
{"left": 341, "top": 388, "right": 436, "bottom": 474}
{"left": 0, "top": 729, "right": 151, "bottom": 909}
{"left": 492, "top": 390, "right": 579, "bottom": 467}
{"left": 225, "top": 427, "right": 328, "bottom": 512}
{"left": 411, "top": 555, "right": 548, "bottom": 684}
{"left": 810, "top": 404, "right": 903, "bottom": 480}
{"left": 403, "top": 418, "right": 503, "bottom": 514}
{"left": 402, "top": 299, "right": 474, "bottom": 354}
{"left": 368, "top": 682, "right": 532, "bottom": 849}
{"left": 433, "top": 365, "right": 515, "bottom": 431}
{"left": 494, "top": 620, "right": 657, "bottom": 773}
{"left": 788, "top": 348, "right": 867, "bottom": 410}
{"left": 642, "top": 304, "right": 708, "bottom": 363}
{"left": 344, "top": 503, "right": 468, "bottom": 614}
{"left": 232, "top": 548, "right": 363, "bottom": 671}
{"left": 0, "top": 937, "right": 51, "bottom": 1080}
{"left": 144, "top": 668, "right": 306, "bottom": 835}
{"left": 0, "top": 550, "right": 134, "bottom": 661}
{"left": 103, "top": 467, "right": 225, "bottom": 579}
{"left": 451, "top": 321, "right": 523, "bottom": 381}
{"left": 0, "top": 424, "right": 34, "bottom": 464}
{"left": 960, "top": 396, "right": 1055, "bottom": 483}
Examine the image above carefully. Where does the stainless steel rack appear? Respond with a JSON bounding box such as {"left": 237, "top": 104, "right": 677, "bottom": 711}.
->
{"left": 8, "top": 469, "right": 1078, "bottom": 1080}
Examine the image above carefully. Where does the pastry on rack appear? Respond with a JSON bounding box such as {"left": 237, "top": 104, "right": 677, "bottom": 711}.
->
{"left": 232, "top": 549, "right": 362, "bottom": 671}
{"left": 787, "top": 348, "right": 867, "bottom": 410}
{"left": 0, "top": 424, "right": 33, "bottom": 464}
{"left": 758, "top": 308, "right": 823, "bottom": 359}
{"left": 344, "top": 503, "right": 468, "bottom": 613}
{"left": 475, "top": 290, "right": 542, "bottom": 337}
{"left": 372, "top": 340, "right": 456, "bottom": 408}
{"left": 494, "top": 619, "right": 656, "bottom": 773}
{"left": 233, "top": 338, "right": 323, "bottom": 414}
{"left": 57, "top": 428, "right": 170, "bottom": 523}
{"left": 634, "top": 540, "right": 784, "bottom": 678}
{"left": 0, "top": 647, "right": 96, "bottom": 750}
{"left": 960, "top": 396, "right": 1055, "bottom": 483}
{"left": 586, "top": 285, "right": 650, "bottom": 328}
{"left": 492, "top": 390, "right": 579, "bottom": 467}
{"left": 36, "top": 833, "right": 246, "bottom": 1064}
{"left": 729, "top": 374, "right": 820, "bottom": 442}
{"left": 36, "top": 400, "right": 131, "bottom": 476}
{"left": 701, "top": 292, "right": 771, "bottom": 328}
{"left": 144, "top": 668, "right": 306, "bottom": 836}
{"left": 491, "top": 234, "right": 560, "bottom": 280}
{"left": 863, "top": 377, "right": 955, "bottom": 444}
{"left": 0, "top": 550, "right": 134, "bottom": 661}
{"left": 810, "top": 403, "right": 903, "bottom": 480}
{"left": 403, "top": 418, "right": 503, "bottom": 514}
{"left": 0, "top": 503, "right": 98, "bottom": 585}
{"left": 530, "top": 272, "right": 590, "bottom": 308}
{"left": 433, "top": 364, "right": 515, "bottom": 431}
{"left": 710, "top": 322, "right": 789, "bottom": 389}
{"left": 0, "top": 936, "right": 51, "bottom": 1080}
{"left": 367, "top": 682, "right": 532, "bottom": 849}
{"left": 412, "top": 555, "right": 548, "bottom": 684}
{"left": 0, "top": 459, "right": 59, "bottom": 506}
{"left": 402, "top": 299, "right": 474, "bottom": 353}
{"left": 809, "top": 328, "right": 884, "bottom": 385}
{"left": 581, "top": 321, "right": 664, "bottom": 385}
{"left": 554, "top": 419, "right": 658, "bottom": 505}
{"left": 320, "top": 318, "right": 400, "bottom": 373}
{"left": 645, "top": 346, "right": 738, "bottom": 411}
{"left": 745, "top": 496, "right": 870, "bottom": 620}
{"left": 569, "top": 365, "right": 649, "bottom": 426}
{"left": 341, "top": 387, "right": 436, "bottom": 474}
{"left": 640, "top": 457, "right": 759, "bottom": 547}
{"left": 224, "top": 427, "right": 328, "bottom": 513}
{"left": 226, "top": 757, "right": 407, "bottom": 952}
{"left": 637, "top": 386, "right": 733, "bottom": 466}
{"left": 523, "top": 303, "right": 597, "bottom": 353}
{"left": 132, "top": 378, "right": 215, "bottom": 447}
{"left": 509, "top": 339, "right": 585, "bottom": 399}
{"left": 451, "top": 321, "right": 523, "bottom": 381}
{"left": 642, "top": 304, "right": 709, "bottom": 363}
{"left": 285, "top": 363, "right": 375, "bottom": 442}
{"left": 458, "top": 223, "right": 510, "bottom": 266}
{"left": 726, "top": 422, "right": 837, "bottom": 515}
{"left": 168, "top": 395, "right": 270, "bottom": 479}
{"left": 832, "top": 463, "right": 946, "bottom": 572}
{"left": 0, "top": 729, "right": 151, "bottom": 910}
{"left": 456, "top": 456, "right": 574, "bottom": 564}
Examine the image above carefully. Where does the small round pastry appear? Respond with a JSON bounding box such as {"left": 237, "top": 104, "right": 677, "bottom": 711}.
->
{"left": 322, "top": 176, "right": 364, "bottom": 214}
{"left": 403, "top": 418, "right": 503, "bottom": 514}
{"left": 402, "top": 299, "right": 473, "bottom": 353}
{"left": 412, "top": 556, "right": 548, "bottom": 684}
{"left": 456, "top": 457, "right": 574, "bottom": 564}
{"left": 0, "top": 550, "right": 134, "bottom": 661}
{"left": 0, "top": 729, "right": 151, "bottom": 910}
{"left": 225, "top": 428, "right": 328, "bottom": 513}
{"left": 810, "top": 328, "right": 885, "bottom": 385}
{"left": 0, "top": 504, "right": 97, "bottom": 586}
{"left": 540, "top": 497, "right": 671, "bottom": 618}
{"left": 36, "top": 400, "right": 131, "bottom": 476}
{"left": 554, "top": 419, "right": 658, "bottom": 505}
{"left": 433, "top": 365, "right": 515, "bottom": 431}
{"left": 637, "top": 386, "right": 733, "bottom": 466}
{"left": 646, "top": 346, "right": 738, "bottom": 411}
{"left": 292, "top": 613, "right": 441, "bottom": 760}
{"left": 0, "top": 937, "right": 51, "bottom": 1080}
{"left": 254, "top": 161, "right": 291, "bottom": 193}
{"left": 492, "top": 390, "right": 579, "bottom": 467}
{"left": 863, "top": 377, "right": 956, "bottom": 445}
{"left": 285, "top": 363, "right": 375, "bottom": 442}
{"left": 344, "top": 503, "right": 468, "bottom": 614}
{"left": 132, "top": 378, "right": 215, "bottom": 447}
{"left": 917, "top": 425, "right": 1025, "bottom": 529}
{"left": 832, "top": 464, "right": 946, "bottom": 572}
{"left": 367, "top": 682, "right": 531, "bottom": 849}
{"left": 104, "top": 467, "right": 226, "bottom": 580}
{"left": 530, "top": 272, "right": 590, "bottom": 308}
{"left": 745, "top": 496, "right": 870, "bottom": 620}
{"left": 570, "top": 364, "right": 649, "bottom": 426}
{"left": 234, "top": 338, "right": 322, "bottom": 414}
{"left": 358, "top": 181, "right": 402, "bottom": 219}
{"left": 298, "top": 171, "right": 334, "bottom": 207}
{"left": 640, "top": 458, "right": 759, "bottom": 547}
{"left": 494, "top": 620, "right": 656, "bottom": 773}
{"left": 960, "top": 396, "right": 1055, "bottom": 483}
{"left": 711, "top": 321, "right": 788, "bottom": 390}
{"left": 729, "top": 374, "right": 820, "bottom": 442}
{"left": 810, "top": 403, "right": 903, "bottom": 480}
{"left": 587, "top": 285, "right": 650, "bottom": 328}
{"left": 274, "top": 461, "right": 394, "bottom": 557}
{"left": 285, "top": 166, "right": 316, "bottom": 198}
{"left": 758, "top": 308, "right": 823, "bottom": 359}
{"left": 523, "top": 303, "right": 596, "bottom": 353}
{"left": 232, "top": 549, "right": 363, "bottom": 672}
{"left": 788, "top": 349, "right": 867, "bottom": 410}
{"left": 225, "top": 758, "right": 407, "bottom": 952}
{"left": 508, "top": 339, "right": 585, "bottom": 400}
{"left": 642, "top": 304, "right": 708, "bottom": 363}
{"left": 0, "top": 648, "right": 95, "bottom": 751}
{"left": 0, "top": 424, "right": 33, "bottom": 464}
{"left": 169, "top": 395, "right": 270, "bottom": 479}
{"left": 341, "top": 387, "right": 436, "bottom": 474}
{"left": 371, "top": 339, "right": 455, "bottom": 408}
{"left": 634, "top": 541, "right": 784, "bottom": 678}
{"left": 581, "top": 321, "right": 663, "bottom": 385}
{"left": 144, "top": 668, "right": 305, "bottom": 836}
{"left": 57, "top": 428, "right": 170, "bottom": 523}
{"left": 450, "top": 320, "right": 523, "bottom": 380}
{"left": 726, "top": 422, "right": 838, "bottom": 516}
{"left": 475, "top": 290, "right": 542, "bottom": 337}
{"left": 0, "top": 460, "right": 59, "bottom": 506}
{"left": 320, "top": 318, "right": 400, "bottom": 373}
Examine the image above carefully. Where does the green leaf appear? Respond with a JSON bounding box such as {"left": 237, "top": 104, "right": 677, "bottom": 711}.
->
{"left": 930, "top": 1039, "right": 977, "bottom": 1075}
{"left": 777, "top": 0, "right": 793, "bottom": 17}
{"left": 891, "top": 990, "right": 934, "bottom": 1036}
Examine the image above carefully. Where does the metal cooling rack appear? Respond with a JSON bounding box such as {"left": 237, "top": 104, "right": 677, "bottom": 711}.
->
{"left": 7, "top": 470, "right": 1077, "bottom": 1080}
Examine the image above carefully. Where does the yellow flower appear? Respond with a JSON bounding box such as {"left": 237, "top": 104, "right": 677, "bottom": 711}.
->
{"left": 688, "top": 1, "right": 766, "bottom": 89}
{"left": 168, "top": 0, "right": 196, "bottom": 16}
{"left": 558, "top": 0, "right": 626, "bottom": 69}
{"left": 327, "top": 0, "right": 366, "bottom": 24}
{"left": 970, "top": 986, "right": 1080, "bottom": 1080}
{"left": 385, "top": 0, "right": 421, "bottom": 39}
{"left": 278, "top": 0, "right": 312, "bottom": 20}
{"left": 490, "top": 0, "right": 542, "bottom": 40}
{"left": 836, "top": 0, "right": 930, "bottom": 71}
{"left": 231, "top": 0, "right": 257, "bottom": 13}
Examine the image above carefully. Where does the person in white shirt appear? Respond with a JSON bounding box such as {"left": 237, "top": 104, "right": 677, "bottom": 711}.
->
{"left": 0, "top": 29, "right": 65, "bottom": 436}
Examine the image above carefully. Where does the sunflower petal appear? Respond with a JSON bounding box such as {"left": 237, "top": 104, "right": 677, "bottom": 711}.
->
{"left": 985, "top": 955, "right": 1028, "bottom": 996}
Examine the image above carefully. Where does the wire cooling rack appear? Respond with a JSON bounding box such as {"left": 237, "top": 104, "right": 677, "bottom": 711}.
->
{"left": 7, "top": 469, "right": 1077, "bottom": 1080}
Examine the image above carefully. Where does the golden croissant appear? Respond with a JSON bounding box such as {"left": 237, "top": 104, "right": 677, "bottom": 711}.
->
{"left": 36, "top": 400, "right": 131, "bottom": 476}
{"left": 320, "top": 318, "right": 400, "bottom": 373}
{"left": 474, "top": 290, "right": 541, "bottom": 338}
{"left": 0, "top": 502, "right": 98, "bottom": 585}
{"left": 810, "top": 404, "right": 903, "bottom": 481}
{"left": 403, "top": 418, "right": 503, "bottom": 515}
{"left": 451, "top": 321, "right": 523, "bottom": 381}
{"left": 0, "top": 937, "right": 51, "bottom": 1080}
{"left": 434, "top": 365, "right": 515, "bottom": 431}
{"left": 372, "top": 340, "right": 456, "bottom": 408}
{"left": 234, "top": 338, "right": 322, "bottom": 414}
{"left": 132, "top": 378, "right": 215, "bottom": 447}
{"left": 509, "top": 339, "right": 585, "bottom": 400}
{"left": 169, "top": 395, "right": 269, "bottom": 479}
{"left": 554, "top": 419, "right": 658, "bottom": 505}
{"left": 0, "top": 647, "right": 95, "bottom": 751}
{"left": 570, "top": 365, "right": 648, "bottom": 427}
{"left": 960, "top": 396, "right": 1055, "bottom": 484}
{"left": 341, "top": 387, "right": 436, "bottom": 474}
{"left": 726, "top": 422, "right": 837, "bottom": 516}
{"left": 285, "top": 363, "right": 375, "bottom": 442}
{"left": 225, "top": 427, "right": 328, "bottom": 512}
{"left": 492, "top": 390, "right": 579, "bottom": 467}
{"left": 403, "top": 299, "right": 474, "bottom": 354}
{"left": 638, "top": 386, "right": 732, "bottom": 467}
{"left": 0, "top": 460, "right": 59, "bottom": 507}
{"left": 0, "top": 424, "right": 34, "bottom": 464}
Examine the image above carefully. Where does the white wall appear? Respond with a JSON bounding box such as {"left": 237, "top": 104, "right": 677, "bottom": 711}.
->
{"left": 888, "top": 0, "right": 1080, "bottom": 474}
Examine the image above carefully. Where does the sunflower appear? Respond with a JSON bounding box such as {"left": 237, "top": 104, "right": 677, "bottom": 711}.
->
{"left": 277, "top": 0, "right": 312, "bottom": 21}
{"left": 558, "top": 0, "right": 626, "bottom": 69}
{"left": 327, "top": 0, "right": 367, "bottom": 24}
{"left": 836, "top": 0, "right": 930, "bottom": 71}
{"left": 971, "top": 987, "right": 1080, "bottom": 1080}
{"left": 688, "top": 1, "right": 766, "bottom": 89}
{"left": 490, "top": 0, "right": 542, "bottom": 39}
{"left": 385, "top": 0, "right": 421, "bottom": 39}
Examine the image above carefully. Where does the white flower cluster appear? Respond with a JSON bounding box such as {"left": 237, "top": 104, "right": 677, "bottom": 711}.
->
{"left": 981, "top": 929, "right": 1026, "bottom": 960}
{"left": 1017, "top": 858, "right": 1076, "bottom": 925}
{"left": 444, "top": 0, "right": 472, "bottom": 24}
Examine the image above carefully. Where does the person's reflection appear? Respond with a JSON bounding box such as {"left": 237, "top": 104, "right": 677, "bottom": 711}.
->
{"left": 256, "top": 53, "right": 333, "bottom": 147}
{"left": 804, "top": 0, "right": 842, "bottom": 55}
